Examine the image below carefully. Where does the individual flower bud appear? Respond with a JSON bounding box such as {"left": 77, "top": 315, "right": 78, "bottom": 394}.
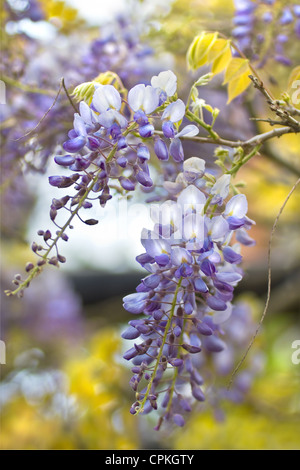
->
{"left": 31, "top": 242, "right": 38, "bottom": 252}
{"left": 133, "top": 110, "right": 149, "bottom": 126}
{"left": 49, "top": 176, "right": 74, "bottom": 188}
{"left": 169, "top": 138, "right": 184, "bottom": 162}
{"left": 192, "top": 385, "right": 205, "bottom": 402}
{"left": 43, "top": 230, "right": 51, "bottom": 241}
{"left": 139, "top": 124, "right": 154, "bottom": 138}
{"left": 173, "top": 413, "right": 185, "bottom": 427}
{"left": 136, "top": 171, "right": 153, "bottom": 187}
{"left": 207, "top": 295, "right": 227, "bottom": 311}
{"left": 162, "top": 121, "right": 176, "bottom": 138}
{"left": 154, "top": 138, "right": 169, "bottom": 161}
{"left": 182, "top": 343, "right": 201, "bottom": 354}
{"left": 50, "top": 207, "right": 57, "bottom": 221}
{"left": 137, "top": 145, "right": 150, "bottom": 163}
{"left": 117, "top": 156, "right": 128, "bottom": 168}
{"left": 54, "top": 155, "right": 75, "bottom": 166}
{"left": 25, "top": 262, "right": 34, "bottom": 272}
{"left": 119, "top": 177, "right": 135, "bottom": 191}
{"left": 117, "top": 137, "right": 127, "bottom": 150}
{"left": 37, "top": 259, "right": 46, "bottom": 267}
{"left": 62, "top": 135, "right": 86, "bottom": 153}
{"left": 84, "top": 219, "right": 99, "bottom": 225}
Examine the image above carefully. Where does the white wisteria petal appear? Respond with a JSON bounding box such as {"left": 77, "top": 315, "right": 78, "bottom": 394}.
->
{"left": 150, "top": 200, "right": 182, "bottom": 228}
{"left": 206, "top": 216, "right": 229, "bottom": 241}
{"left": 151, "top": 70, "right": 177, "bottom": 96}
{"left": 177, "top": 185, "right": 206, "bottom": 213}
{"left": 73, "top": 113, "right": 87, "bottom": 136}
{"left": 98, "top": 109, "right": 128, "bottom": 128}
{"left": 176, "top": 124, "right": 199, "bottom": 138}
{"left": 92, "top": 84, "right": 121, "bottom": 113}
{"left": 143, "top": 85, "right": 160, "bottom": 114}
{"left": 171, "top": 246, "right": 193, "bottom": 266}
{"left": 79, "top": 101, "right": 94, "bottom": 126}
{"left": 128, "top": 84, "right": 159, "bottom": 114}
{"left": 162, "top": 99, "right": 185, "bottom": 123}
{"left": 182, "top": 213, "right": 205, "bottom": 245}
{"left": 128, "top": 84, "right": 145, "bottom": 111}
{"left": 183, "top": 157, "right": 206, "bottom": 180}
{"left": 211, "top": 174, "right": 231, "bottom": 199}
{"left": 225, "top": 194, "right": 248, "bottom": 218}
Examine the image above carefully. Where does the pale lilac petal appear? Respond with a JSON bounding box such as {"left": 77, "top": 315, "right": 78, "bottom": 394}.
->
{"left": 206, "top": 216, "right": 229, "bottom": 241}
{"left": 210, "top": 174, "right": 231, "bottom": 199}
{"left": 151, "top": 70, "right": 177, "bottom": 96}
{"left": 92, "top": 84, "right": 121, "bottom": 113}
{"left": 143, "top": 85, "right": 160, "bottom": 114}
{"left": 171, "top": 246, "right": 193, "bottom": 265}
{"left": 225, "top": 194, "right": 248, "bottom": 218}
{"left": 73, "top": 113, "right": 87, "bottom": 137}
{"left": 177, "top": 185, "right": 206, "bottom": 213}
{"left": 182, "top": 213, "right": 205, "bottom": 245}
{"left": 162, "top": 99, "right": 185, "bottom": 123}
{"left": 150, "top": 200, "right": 182, "bottom": 228}
{"left": 103, "top": 84, "right": 122, "bottom": 110}
{"left": 98, "top": 110, "right": 128, "bottom": 128}
{"left": 79, "top": 101, "right": 94, "bottom": 125}
{"left": 128, "top": 84, "right": 159, "bottom": 114}
{"left": 183, "top": 157, "right": 206, "bottom": 182}
{"left": 215, "top": 271, "right": 243, "bottom": 284}
{"left": 128, "top": 84, "right": 145, "bottom": 112}
{"left": 176, "top": 124, "right": 199, "bottom": 138}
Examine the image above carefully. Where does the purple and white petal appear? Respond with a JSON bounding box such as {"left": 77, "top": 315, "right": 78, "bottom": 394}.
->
{"left": 151, "top": 70, "right": 177, "bottom": 96}
{"left": 162, "top": 99, "right": 185, "bottom": 123}
{"left": 73, "top": 113, "right": 87, "bottom": 137}
{"left": 206, "top": 216, "right": 229, "bottom": 241}
{"left": 177, "top": 185, "right": 206, "bottom": 213}
{"left": 225, "top": 194, "right": 248, "bottom": 218}
{"left": 176, "top": 124, "right": 199, "bottom": 138}
{"left": 210, "top": 174, "right": 231, "bottom": 200}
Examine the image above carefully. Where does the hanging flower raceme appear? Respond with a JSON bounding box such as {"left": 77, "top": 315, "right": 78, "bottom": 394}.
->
{"left": 122, "top": 161, "right": 255, "bottom": 429}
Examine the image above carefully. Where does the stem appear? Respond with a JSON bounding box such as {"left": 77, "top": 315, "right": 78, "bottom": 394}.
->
{"left": 186, "top": 110, "right": 219, "bottom": 139}
{"left": 166, "top": 317, "right": 187, "bottom": 414}
{"left": 136, "top": 278, "right": 182, "bottom": 414}
{"left": 227, "top": 145, "right": 261, "bottom": 176}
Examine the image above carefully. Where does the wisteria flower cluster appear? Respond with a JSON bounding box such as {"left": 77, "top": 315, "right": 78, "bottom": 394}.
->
{"left": 121, "top": 158, "right": 255, "bottom": 429}
{"left": 7, "top": 70, "right": 205, "bottom": 295}
{"left": 233, "top": 0, "right": 300, "bottom": 67}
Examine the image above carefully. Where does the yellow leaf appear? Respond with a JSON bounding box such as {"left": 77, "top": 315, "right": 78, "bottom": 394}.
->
{"left": 208, "top": 38, "right": 229, "bottom": 63}
{"left": 211, "top": 44, "right": 232, "bottom": 74}
{"left": 223, "top": 57, "right": 250, "bottom": 84}
{"left": 227, "top": 70, "right": 251, "bottom": 103}
{"left": 187, "top": 32, "right": 218, "bottom": 70}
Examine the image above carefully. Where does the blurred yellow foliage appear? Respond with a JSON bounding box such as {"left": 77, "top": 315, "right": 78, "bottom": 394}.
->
{"left": 0, "top": 328, "right": 139, "bottom": 450}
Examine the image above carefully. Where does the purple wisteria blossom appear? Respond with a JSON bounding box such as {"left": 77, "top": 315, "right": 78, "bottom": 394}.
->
{"left": 122, "top": 158, "right": 255, "bottom": 429}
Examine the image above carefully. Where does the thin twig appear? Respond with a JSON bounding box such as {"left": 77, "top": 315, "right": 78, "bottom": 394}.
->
{"left": 13, "top": 78, "right": 64, "bottom": 141}
{"left": 62, "top": 77, "right": 79, "bottom": 113}
{"left": 227, "top": 177, "right": 300, "bottom": 389}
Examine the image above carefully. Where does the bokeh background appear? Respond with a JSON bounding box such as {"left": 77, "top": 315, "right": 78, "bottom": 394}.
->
{"left": 0, "top": 0, "right": 300, "bottom": 450}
